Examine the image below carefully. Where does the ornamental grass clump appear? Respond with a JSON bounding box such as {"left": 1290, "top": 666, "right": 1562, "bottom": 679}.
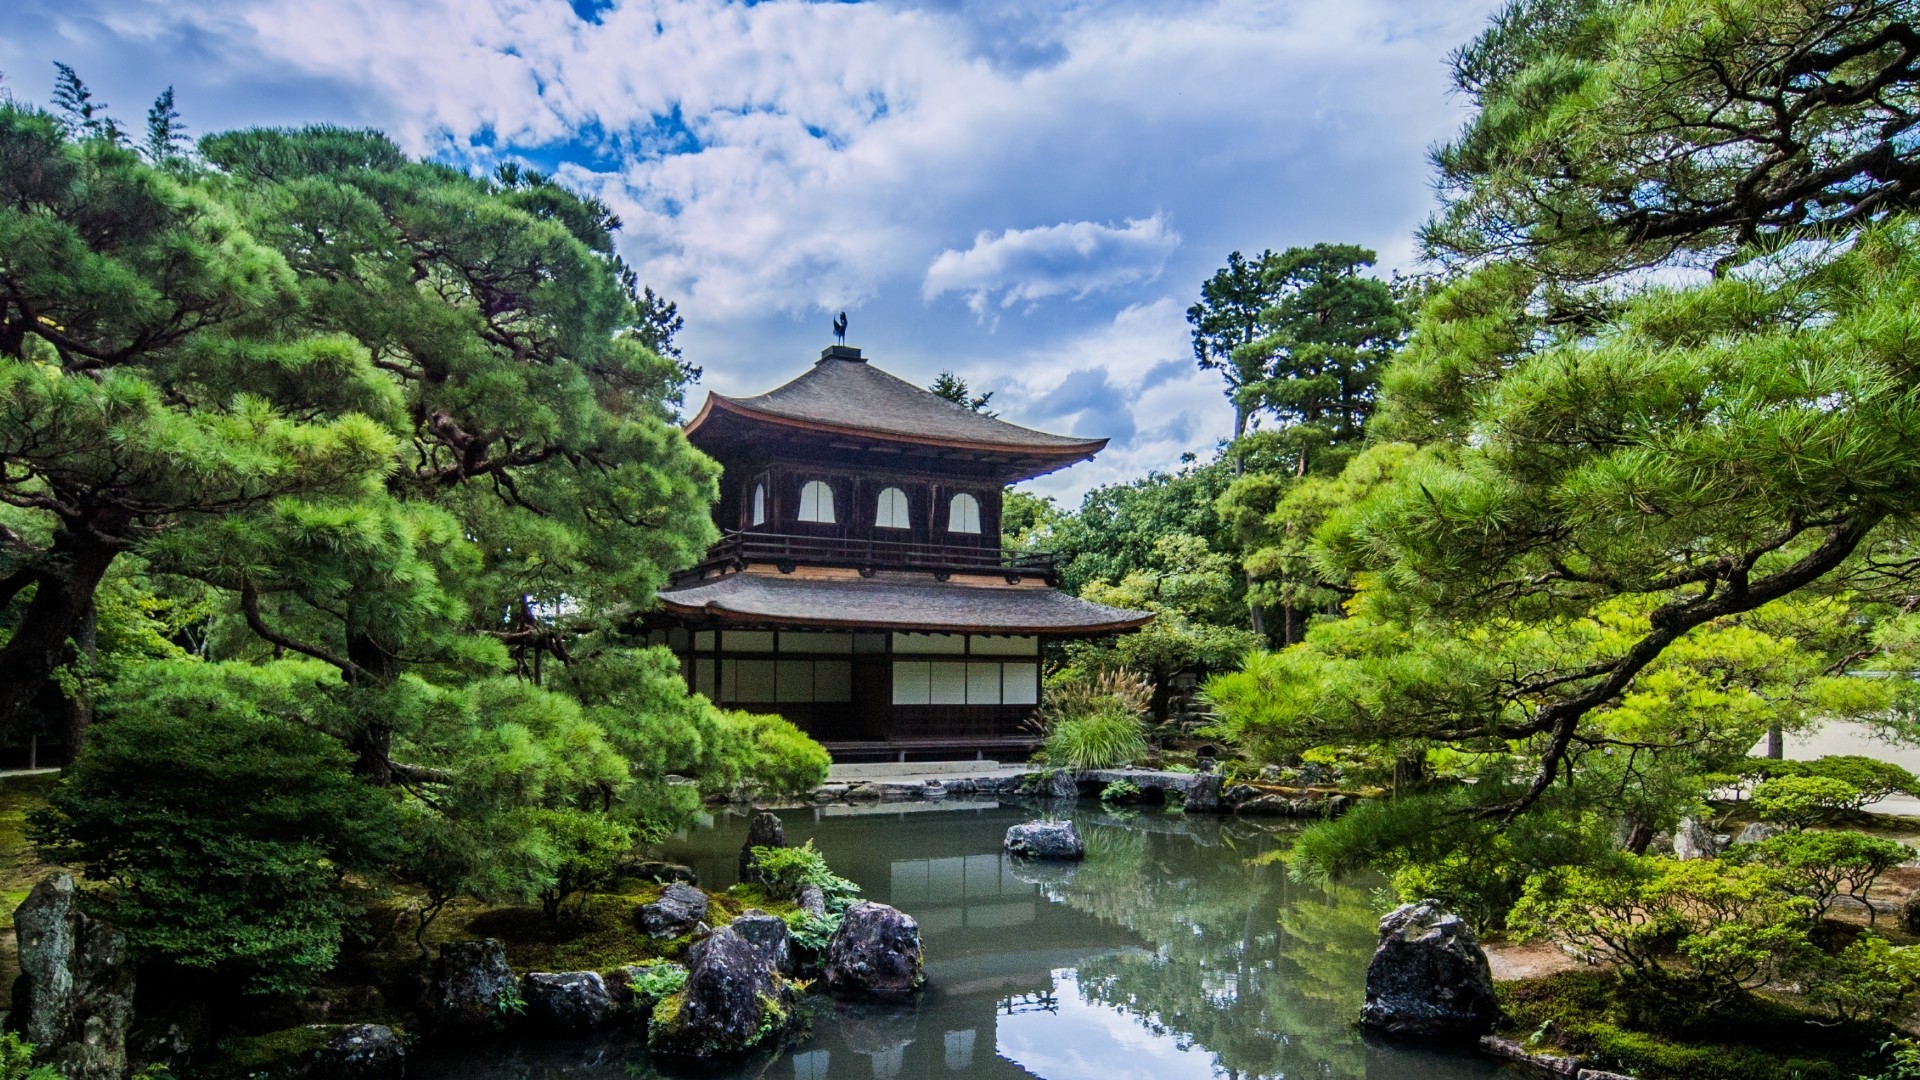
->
{"left": 1037, "top": 669, "right": 1152, "bottom": 770}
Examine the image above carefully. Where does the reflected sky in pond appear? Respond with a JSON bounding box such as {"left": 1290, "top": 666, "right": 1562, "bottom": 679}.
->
{"left": 411, "top": 800, "right": 1506, "bottom": 1080}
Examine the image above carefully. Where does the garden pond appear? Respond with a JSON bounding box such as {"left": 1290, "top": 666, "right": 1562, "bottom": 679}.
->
{"left": 411, "top": 799, "right": 1510, "bottom": 1079}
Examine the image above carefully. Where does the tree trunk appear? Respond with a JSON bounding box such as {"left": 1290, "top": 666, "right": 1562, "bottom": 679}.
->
{"left": 1765, "top": 723, "right": 1784, "bottom": 759}
{"left": 1622, "top": 820, "right": 1655, "bottom": 855}
{"left": 346, "top": 627, "right": 401, "bottom": 784}
{"left": 1392, "top": 750, "right": 1428, "bottom": 792}
{"left": 63, "top": 597, "right": 98, "bottom": 756}
{"left": 0, "top": 525, "right": 122, "bottom": 742}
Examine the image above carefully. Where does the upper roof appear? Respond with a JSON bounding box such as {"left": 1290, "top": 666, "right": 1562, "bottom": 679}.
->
{"left": 657, "top": 570, "right": 1152, "bottom": 635}
{"left": 685, "top": 347, "right": 1108, "bottom": 472}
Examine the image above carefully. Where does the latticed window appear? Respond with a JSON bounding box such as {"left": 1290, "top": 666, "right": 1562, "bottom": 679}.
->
{"left": 875, "top": 487, "right": 911, "bottom": 529}
{"left": 947, "top": 492, "right": 981, "bottom": 534}
{"left": 798, "top": 480, "right": 836, "bottom": 523}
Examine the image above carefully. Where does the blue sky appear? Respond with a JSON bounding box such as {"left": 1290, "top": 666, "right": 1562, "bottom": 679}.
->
{"left": 2, "top": 0, "right": 1499, "bottom": 501}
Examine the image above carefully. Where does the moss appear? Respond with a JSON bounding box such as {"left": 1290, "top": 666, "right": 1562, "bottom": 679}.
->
{"left": 1497, "top": 971, "right": 1880, "bottom": 1080}
{"left": 210, "top": 1025, "right": 333, "bottom": 1076}
{"left": 650, "top": 990, "right": 685, "bottom": 1029}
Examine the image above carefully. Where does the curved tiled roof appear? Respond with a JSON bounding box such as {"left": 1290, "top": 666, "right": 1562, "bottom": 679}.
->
{"left": 687, "top": 350, "right": 1107, "bottom": 457}
{"left": 657, "top": 572, "right": 1152, "bottom": 635}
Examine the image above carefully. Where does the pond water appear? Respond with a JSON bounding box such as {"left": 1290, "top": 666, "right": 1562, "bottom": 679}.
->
{"left": 411, "top": 799, "right": 1509, "bottom": 1080}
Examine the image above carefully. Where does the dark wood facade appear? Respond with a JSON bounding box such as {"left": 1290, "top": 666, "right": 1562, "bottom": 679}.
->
{"left": 650, "top": 345, "right": 1149, "bottom": 761}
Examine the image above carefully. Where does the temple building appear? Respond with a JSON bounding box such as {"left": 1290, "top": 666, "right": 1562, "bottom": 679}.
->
{"left": 646, "top": 342, "right": 1150, "bottom": 761}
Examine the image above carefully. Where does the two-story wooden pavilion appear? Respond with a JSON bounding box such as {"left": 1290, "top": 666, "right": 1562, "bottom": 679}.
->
{"left": 645, "top": 343, "right": 1150, "bottom": 761}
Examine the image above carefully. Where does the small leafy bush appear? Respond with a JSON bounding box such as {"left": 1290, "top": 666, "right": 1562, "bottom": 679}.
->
{"left": 0, "top": 1033, "right": 64, "bottom": 1080}
{"left": 1751, "top": 775, "right": 1863, "bottom": 829}
{"left": 1510, "top": 856, "right": 1814, "bottom": 1009}
{"left": 1101, "top": 778, "right": 1145, "bottom": 803}
{"left": 1725, "top": 829, "right": 1912, "bottom": 921}
{"left": 750, "top": 840, "right": 860, "bottom": 910}
{"left": 627, "top": 963, "right": 688, "bottom": 1001}
{"left": 1801, "top": 934, "right": 1920, "bottom": 1024}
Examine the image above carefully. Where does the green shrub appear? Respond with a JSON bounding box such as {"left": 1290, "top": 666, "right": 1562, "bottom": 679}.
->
{"left": 1750, "top": 775, "right": 1862, "bottom": 829}
{"left": 1101, "top": 779, "right": 1145, "bottom": 803}
{"left": 32, "top": 661, "right": 401, "bottom": 995}
{"left": 1045, "top": 706, "right": 1149, "bottom": 770}
{"left": 749, "top": 841, "right": 860, "bottom": 910}
{"left": 1725, "top": 829, "right": 1912, "bottom": 921}
{"left": 1037, "top": 669, "right": 1152, "bottom": 770}
{"left": 0, "top": 1033, "right": 64, "bottom": 1080}
{"left": 626, "top": 963, "right": 688, "bottom": 1001}
{"left": 1801, "top": 934, "right": 1920, "bottom": 1024}
{"left": 719, "top": 710, "right": 831, "bottom": 796}
{"left": 1509, "top": 856, "right": 1814, "bottom": 1009}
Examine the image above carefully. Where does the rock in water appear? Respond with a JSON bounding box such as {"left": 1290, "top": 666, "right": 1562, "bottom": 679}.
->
{"left": 521, "top": 971, "right": 614, "bottom": 1032}
{"left": 303, "top": 1025, "right": 405, "bottom": 1079}
{"left": 638, "top": 882, "right": 710, "bottom": 938}
{"left": 1359, "top": 900, "right": 1498, "bottom": 1040}
{"left": 11, "top": 873, "right": 135, "bottom": 1080}
{"left": 1045, "top": 770, "right": 1080, "bottom": 800}
{"left": 423, "top": 939, "right": 519, "bottom": 1033}
{"left": 730, "top": 909, "right": 797, "bottom": 975}
{"left": 824, "top": 901, "right": 925, "bottom": 996}
{"left": 739, "top": 810, "right": 787, "bottom": 883}
{"left": 648, "top": 927, "right": 793, "bottom": 1059}
{"left": 1005, "top": 820, "right": 1085, "bottom": 861}
{"left": 633, "top": 860, "right": 699, "bottom": 886}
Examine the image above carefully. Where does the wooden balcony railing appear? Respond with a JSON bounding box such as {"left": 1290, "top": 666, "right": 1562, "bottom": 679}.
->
{"left": 679, "top": 530, "right": 1059, "bottom": 582}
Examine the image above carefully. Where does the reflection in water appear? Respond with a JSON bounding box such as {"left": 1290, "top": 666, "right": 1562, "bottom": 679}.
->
{"left": 411, "top": 802, "right": 1501, "bottom": 1079}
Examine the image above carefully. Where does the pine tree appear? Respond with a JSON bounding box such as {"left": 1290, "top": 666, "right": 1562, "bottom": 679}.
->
{"left": 929, "top": 370, "right": 996, "bottom": 415}
{"left": 143, "top": 86, "right": 183, "bottom": 162}
{"left": 48, "top": 62, "right": 119, "bottom": 142}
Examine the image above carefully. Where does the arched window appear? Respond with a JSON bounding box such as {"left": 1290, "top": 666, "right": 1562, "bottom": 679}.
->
{"left": 947, "top": 492, "right": 981, "bottom": 534}
{"left": 875, "top": 487, "right": 911, "bottom": 529}
{"left": 750, "top": 483, "right": 767, "bottom": 526}
{"left": 798, "top": 480, "right": 836, "bottom": 524}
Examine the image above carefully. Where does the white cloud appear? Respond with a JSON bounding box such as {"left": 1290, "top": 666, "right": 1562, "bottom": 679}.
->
{"left": 922, "top": 215, "right": 1180, "bottom": 315}
{"left": 0, "top": 0, "right": 1503, "bottom": 497}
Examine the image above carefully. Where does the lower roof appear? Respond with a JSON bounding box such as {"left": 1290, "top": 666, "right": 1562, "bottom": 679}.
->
{"left": 655, "top": 571, "right": 1152, "bottom": 635}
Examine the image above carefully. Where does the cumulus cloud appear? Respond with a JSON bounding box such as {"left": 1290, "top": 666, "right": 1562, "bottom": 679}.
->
{"left": 921, "top": 215, "right": 1180, "bottom": 315}
{"left": 0, "top": 0, "right": 1501, "bottom": 498}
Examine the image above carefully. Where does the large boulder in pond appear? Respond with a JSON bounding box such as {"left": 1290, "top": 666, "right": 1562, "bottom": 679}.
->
{"left": 739, "top": 811, "right": 788, "bottom": 884}
{"left": 824, "top": 901, "right": 924, "bottom": 996}
{"left": 1359, "top": 900, "right": 1498, "bottom": 1040}
{"left": 648, "top": 926, "right": 794, "bottom": 1060}
{"left": 423, "top": 938, "right": 519, "bottom": 1033}
{"left": 1005, "top": 819, "right": 1085, "bottom": 861}
{"left": 638, "top": 882, "right": 710, "bottom": 938}
{"left": 10, "top": 873, "right": 135, "bottom": 1080}
{"left": 521, "top": 971, "right": 613, "bottom": 1032}
{"left": 730, "top": 908, "right": 796, "bottom": 975}
{"left": 297, "top": 1025, "right": 405, "bottom": 1079}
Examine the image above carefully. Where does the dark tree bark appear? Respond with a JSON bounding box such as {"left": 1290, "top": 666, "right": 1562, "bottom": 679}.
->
{"left": 0, "top": 517, "right": 126, "bottom": 742}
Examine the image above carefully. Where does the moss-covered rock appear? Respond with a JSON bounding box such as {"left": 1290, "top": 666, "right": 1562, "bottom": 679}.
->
{"left": 647, "top": 926, "right": 794, "bottom": 1060}
{"left": 209, "top": 1023, "right": 404, "bottom": 1079}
